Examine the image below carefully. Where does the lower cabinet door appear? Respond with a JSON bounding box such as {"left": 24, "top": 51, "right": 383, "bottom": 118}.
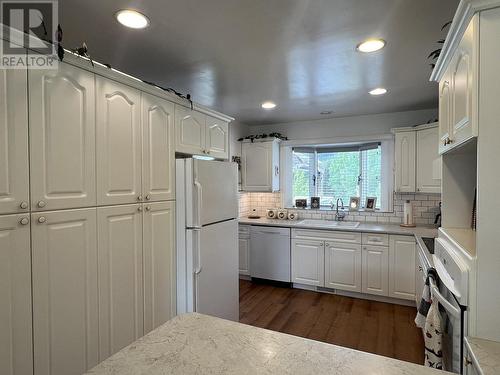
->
{"left": 291, "top": 239, "right": 324, "bottom": 287}
{"left": 325, "top": 242, "right": 362, "bottom": 292}
{"left": 31, "top": 208, "right": 99, "bottom": 375}
{"left": 362, "top": 245, "right": 389, "bottom": 296}
{"left": 238, "top": 237, "right": 250, "bottom": 276}
{"left": 97, "top": 204, "right": 144, "bottom": 361}
{"left": 0, "top": 214, "right": 33, "bottom": 375}
{"left": 143, "top": 201, "right": 176, "bottom": 334}
{"left": 389, "top": 235, "right": 417, "bottom": 300}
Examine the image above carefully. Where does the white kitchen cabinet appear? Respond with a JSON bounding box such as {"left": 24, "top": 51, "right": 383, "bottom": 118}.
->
{"left": 142, "top": 93, "right": 175, "bottom": 202}
{"left": 416, "top": 125, "right": 441, "bottom": 193}
{"left": 0, "top": 214, "right": 33, "bottom": 375}
{"left": 291, "top": 239, "right": 324, "bottom": 287}
{"left": 241, "top": 139, "right": 280, "bottom": 192}
{"left": 438, "top": 72, "right": 452, "bottom": 154}
{"left": 29, "top": 63, "right": 96, "bottom": 211}
{"left": 143, "top": 201, "right": 176, "bottom": 334}
{"left": 31, "top": 208, "right": 99, "bottom": 375}
{"left": 175, "top": 106, "right": 206, "bottom": 155}
{"left": 324, "top": 242, "right": 362, "bottom": 292}
{"left": 388, "top": 235, "right": 416, "bottom": 300}
{"left": 206, "top": 115, "right": 229, "bottom": 159}
{"left": 0, "top": 69, "right": 30, "bottom": 215}
{"left": 97, "top": 78, "right": 142, "bottom": 206}
{"left": 394, "top": 131, "right": 416, "bottom": 193}
{"left": 450, "top": 16, "right": 477, "bottom": 149}
{"left": 362, "top": 245, "right": 389, "bottom": 296}
{"left": 97, "top": 204, "right": 144, "bottom": 361}
{"left": 238, "top": 225, "right": 251, "bottom": 276}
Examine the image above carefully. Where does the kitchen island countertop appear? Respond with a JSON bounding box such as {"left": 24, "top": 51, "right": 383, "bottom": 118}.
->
{"left": 86, "top": 313, "right": 448, "bottom": 375}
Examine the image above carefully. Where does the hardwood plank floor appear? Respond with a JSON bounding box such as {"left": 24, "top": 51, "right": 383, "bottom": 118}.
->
{"left": 239, "top": 279, "right": 424, "bottom": 365}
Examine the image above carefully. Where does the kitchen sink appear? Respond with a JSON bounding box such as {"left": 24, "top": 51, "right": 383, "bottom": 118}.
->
{"left": 298, "top": 219, "right": 360, "bottom": 229}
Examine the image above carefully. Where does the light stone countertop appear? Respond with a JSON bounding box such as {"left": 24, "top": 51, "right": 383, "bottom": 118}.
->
{"left": 238, "top": 217, "right": 439, "bottom": 238}
{"left": 466, "top": 337, "right": 500, "bottom": 375}
{"left": 86, "top": 313, "right": 448, "bottom": 375}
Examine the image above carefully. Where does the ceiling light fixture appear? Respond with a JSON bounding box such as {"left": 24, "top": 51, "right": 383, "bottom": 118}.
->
{"left": 356, "top": 39, "right": 386, "bottom": 53}
{"left": 115, "top": 9, "right": 150, "bottom": 29}
{"left": 369, "top": 87, "right": 388, "bottom": 96}
{"left": 261, "top": 101, "right": 277, "bottom": 109}
{"left": 320, "top": 111, "right": 333, "bottom": 115}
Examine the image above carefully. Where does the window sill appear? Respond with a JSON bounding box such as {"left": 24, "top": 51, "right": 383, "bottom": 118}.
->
{"left": 285, "top": 207, "right": 392, "bottom": 214}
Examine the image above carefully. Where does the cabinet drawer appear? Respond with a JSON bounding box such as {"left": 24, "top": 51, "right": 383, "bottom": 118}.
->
{"left": 292, "top": 229, "right": 361, "bottom": 244}
{"left": 362, "top": 233, "right": 389, "bottom": 247}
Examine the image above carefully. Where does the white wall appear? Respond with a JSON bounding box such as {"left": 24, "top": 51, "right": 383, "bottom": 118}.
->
{"left": 247, "top": 108, "right": 438, "bottom": 140}
{"left": 229, "top": 120, "right": 250, "bottom": 159}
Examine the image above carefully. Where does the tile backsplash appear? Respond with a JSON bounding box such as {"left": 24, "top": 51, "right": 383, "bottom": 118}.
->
{"left": 238, "top": 192, "right": 441, "bottom": 225}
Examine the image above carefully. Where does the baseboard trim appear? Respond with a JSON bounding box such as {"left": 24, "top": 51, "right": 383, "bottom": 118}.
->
{"left": 292, "top": 283, "right": 416, "bottom": 307}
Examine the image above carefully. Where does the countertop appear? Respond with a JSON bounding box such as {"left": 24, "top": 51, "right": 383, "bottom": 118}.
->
{"left": 239, "top": 217, "right": 439, "bottom": 238}
{"left": 466, "top": 337, "right": 500, "bottom": 375}
{"left": 86, "top": 313, "right": 447, "bottom": 375}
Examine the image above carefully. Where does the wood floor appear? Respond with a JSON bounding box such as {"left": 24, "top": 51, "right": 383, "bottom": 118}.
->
{"left": 239, "top": 279, "right": 424, "bottom": 365}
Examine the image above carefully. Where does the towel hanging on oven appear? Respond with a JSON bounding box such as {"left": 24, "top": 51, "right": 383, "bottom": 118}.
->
{"left": 415, "top": 268, "right": 437, "bottom": 328}
{"left": 423, "top": 299, "right": 443, "bottom": 369}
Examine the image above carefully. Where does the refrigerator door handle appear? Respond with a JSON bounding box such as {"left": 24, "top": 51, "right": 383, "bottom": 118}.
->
{"left": 194, "top": 179, "right": 203, "bottom": 228}
{"left": 192, "top": 228, "right": 202, "bottom": 312}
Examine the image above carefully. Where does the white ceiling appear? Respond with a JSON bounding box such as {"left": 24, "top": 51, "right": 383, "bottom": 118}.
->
{"left": 59, "top": 0, "right": 458, "bottom": 125}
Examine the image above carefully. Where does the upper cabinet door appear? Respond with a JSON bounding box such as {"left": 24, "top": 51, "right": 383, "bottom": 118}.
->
{"left": 416, "top": 126, "right": 441, "bottom": 194}
{"left": 97, "top": 204, "right": 144, "bottom": 361}
{"left": 175, "top": 106, "right": 206, "bottom": 155}
{"left": 142, "top": 93, "right": 175, "bottom": 202}
{"left": 451, "top": 16, "right": 477, "bottom": 148}
{"left": 31, "top": 208, "right": 99, "bottom": 375}
{"left": 205, "top": 116, "right": 229, "bottom": 159}
{"left": 241, "top": 142, "right": 273, "bottom": 192}
{"left": 29, "top": 63, "right": 96, "bottom": 211}
{"left": 394, "top": 131, "right": 416, "bottom": 193}
{"left": 438, "top": 74, "right": 452, "bottom": 154}
{"left": 143, "top": 201, "right": 176, "bottom": 334}
{"left": 96, "top": 78, "right": 142, "bottom": 206}
{"left": 0, "top": 69, "right": 29, "bottom": 215}
{"left": 0, "top": 214, "right": 33, "bottom": 375}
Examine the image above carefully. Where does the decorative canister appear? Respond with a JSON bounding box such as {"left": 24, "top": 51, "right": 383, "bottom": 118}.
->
{"left": 288, "top": 211, "right": 298, "bottom": 220}
{"left": 266, "top": 209, "right": 277, "bottom": 219}
{"left": 277, "top": 209, "right": 288, "bottom": 220}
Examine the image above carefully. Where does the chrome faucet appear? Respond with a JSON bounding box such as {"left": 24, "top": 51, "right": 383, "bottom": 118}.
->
{"left": 335, "top": 198, "right": 345, "bottom": 221}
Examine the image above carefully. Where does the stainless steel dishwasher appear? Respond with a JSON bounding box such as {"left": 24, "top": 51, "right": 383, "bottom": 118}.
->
{"left": 250, "top": 226, "right": 291, "bottom": 282}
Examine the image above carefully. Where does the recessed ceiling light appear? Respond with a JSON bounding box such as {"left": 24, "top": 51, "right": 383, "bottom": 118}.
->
{"left": 320, "top": 111, "right": 333, "bottom": 115}
{"left": 115, "top": 9, "right": 150, "bottom": 29}
{"left": 369, "top": 87, "right": 388, "bottom": 96}
{"left": 356, "top": 39, "right": 386, "bottom": 53}
{"left": 261, "top": 101, "right": 276, "bottom": 109}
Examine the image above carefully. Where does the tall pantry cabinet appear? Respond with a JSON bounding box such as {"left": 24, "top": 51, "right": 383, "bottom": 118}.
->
{"left": 0, "top": 59, "right": 176, "bottom": 375}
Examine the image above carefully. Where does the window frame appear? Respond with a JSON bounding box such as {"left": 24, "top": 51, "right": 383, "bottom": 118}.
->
{"left": 281, "top": 136, "right": 394, "bottom": 212}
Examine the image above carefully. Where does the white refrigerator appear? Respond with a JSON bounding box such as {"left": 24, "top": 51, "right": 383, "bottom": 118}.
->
{"left": 176, "top": 158, "right": 239, "bottom": 321}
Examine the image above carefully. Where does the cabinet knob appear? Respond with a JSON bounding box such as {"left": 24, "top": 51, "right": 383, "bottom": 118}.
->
{"left": 145, "top": 206, "right": 151, "bottom": 211}
{"left": 138, "top": 206, "right": 143, "bottom": 212}
{"left": 325, "top": 243, "right": 330, "bottom": 247}
{"left": 37, "top": 216, "right": 46, "bottom": 224}
{"left": 145, "top": 194, "right": 151, "bottom": 201}
{"left": 137, "top": 195, "right": 143, "bottom": 201}
{"left": 19, "top": 201, "right": 28, "bottom": 209}
{"left": 37, "top": 200, "right": 46, "bottom": 208}
{"left": 19, "top": 217, "right": 29, "bottom": 225}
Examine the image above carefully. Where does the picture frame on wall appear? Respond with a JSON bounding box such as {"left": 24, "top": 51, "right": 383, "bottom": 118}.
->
{"left": 349, "top": 197, "right": 360, "bottom": 211}
{"left": 365, "top": 197, "right": 377, "bottom": 211}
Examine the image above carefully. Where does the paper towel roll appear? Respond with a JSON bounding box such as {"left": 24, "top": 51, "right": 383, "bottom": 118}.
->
{"left": 403, "top": 200, "right": 413, "bottom": 226}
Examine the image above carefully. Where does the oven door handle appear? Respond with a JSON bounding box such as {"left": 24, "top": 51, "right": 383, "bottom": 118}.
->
{"left": 429, "top": 277, "right": 461, "bottom": 319}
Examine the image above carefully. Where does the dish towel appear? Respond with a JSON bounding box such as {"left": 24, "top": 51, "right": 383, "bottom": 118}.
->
{"left": 423, "top": 301, "right": 444, "bottom": 369}
{"left": 415, "top": 275, "right": 432, "bottom": 328}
